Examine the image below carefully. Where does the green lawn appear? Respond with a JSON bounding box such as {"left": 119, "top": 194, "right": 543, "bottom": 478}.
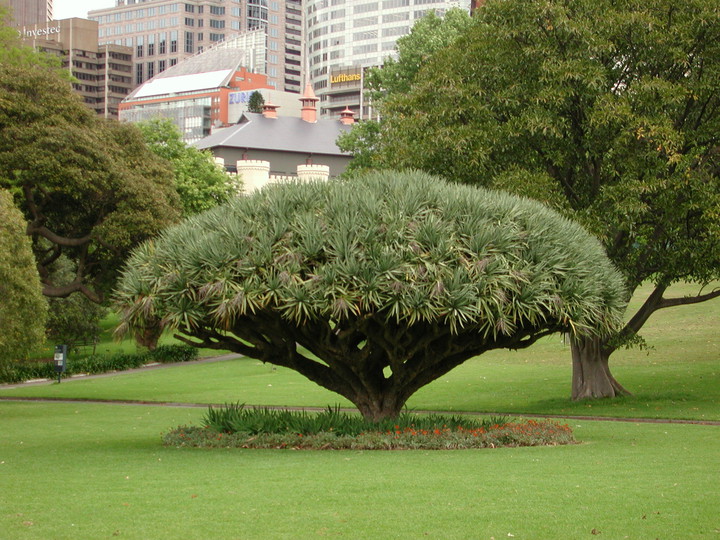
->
{"left": 3, "top": 281, "right": 718, "bottom": 421}
{"left": 1, "top": 282, "right": 718, "bottom": 538}
{"left": 1, "top": 401, "right": 718, "bottom": 539}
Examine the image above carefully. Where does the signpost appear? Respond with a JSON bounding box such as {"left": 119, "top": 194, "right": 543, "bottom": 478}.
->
{"left": 53, "top": 345, "right": 67, "bottom": 383}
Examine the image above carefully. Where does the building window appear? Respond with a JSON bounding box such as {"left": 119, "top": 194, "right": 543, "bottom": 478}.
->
{"left": 382, "top": 12, "right": 409, "bottom": 23}
{"left": 209, "top": 19, "right": 225, "bottom": 28}
{"left": 354, "top": 2, "right": 378, "bottom": 13}
{"left": 136, "top": 63, "right": 144, "bottom": 84}
{"left": 353, "top": 16, "right": 377, "bottom": 27}
{"left": 382, "top": 26, "right": 408, "bottom": 38}
{"left": 147, "top": 61, "right": 155, "bottom": 79}
{"left": 159, "top": 59, "right": 166, "bottom": 72}
{"left": 159, "top": 33, "right": 166, "bottom": 54}
{"left": 185, "top": 3, "right": 195, "bottom": 12}
{"left": 170, "top": 31, "right": 178, "bottom": 52}
{"left": 185, "top": 31, "right": 194, "bottom": 53}
{"left": 185, "top": 17, "right": 195, "bottom": 26}
{"left": 170, "top": 58, "right": 178, "bottom": 66}
{"left": 209, "top": 33, "right": 225, "bottom": 42}
{"left": 210, "top": 6, "right": 225, "bottom": 15}
{"left": 148, "top": 34, "right": 155, "bottom": 56}
{"left": 136, "top": 36, "right": 144, "bottom": 57}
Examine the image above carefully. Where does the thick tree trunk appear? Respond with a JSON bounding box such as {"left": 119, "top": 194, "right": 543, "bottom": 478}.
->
{"left": 571, "top": 335, "right": 632, "bottom": 400}
{"left": 352, "top": 390, "right": 406, "bottom": 422}
{"left": 135, "top": 324, "right": 163, "bottom": 351}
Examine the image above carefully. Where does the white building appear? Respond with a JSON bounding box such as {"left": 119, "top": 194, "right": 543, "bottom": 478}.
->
{"left": 305, "top": 0, "right": 472, "bottom": 118}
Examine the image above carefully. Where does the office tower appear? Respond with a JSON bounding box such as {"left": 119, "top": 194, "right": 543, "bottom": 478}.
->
{"left": 89, "top": 0, "right": 303, "bottom": 93}
{"left": 1, "top": 0, "right": 53, "bottom": 27}
{"left": 305, "top": 0, "right": 472, "bottom": 118}
{"left": 18, "top": 18, "right": 134, "bottom": 119}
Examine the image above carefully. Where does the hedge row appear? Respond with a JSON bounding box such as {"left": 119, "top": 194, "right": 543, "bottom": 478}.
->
{"left": 0, "top": 345, "right": 199, "bottom": 384}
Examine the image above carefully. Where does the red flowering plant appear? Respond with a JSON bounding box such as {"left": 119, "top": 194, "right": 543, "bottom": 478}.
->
{"left": 163, "top": 407, "right": 576, "bottom": 450}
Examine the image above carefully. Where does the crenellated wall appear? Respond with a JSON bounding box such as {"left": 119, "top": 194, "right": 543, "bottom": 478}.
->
{"left": 215, "top": 158, "right": 331, "bottom": 192}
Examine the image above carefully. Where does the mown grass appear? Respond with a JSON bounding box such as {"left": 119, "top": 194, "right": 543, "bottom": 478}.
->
{"left": 3, "top": 282, "right": 719, "bottom": 420}
{"left": 1, "top": 282, "right": 718, "bottom": 538}
{"left": 1, "top": 401, "right": 718, "bottom": 539}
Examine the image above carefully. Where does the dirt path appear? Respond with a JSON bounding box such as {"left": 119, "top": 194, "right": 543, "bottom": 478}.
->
{"left": 1, "top": 395, "right": 718, "bottom": 426}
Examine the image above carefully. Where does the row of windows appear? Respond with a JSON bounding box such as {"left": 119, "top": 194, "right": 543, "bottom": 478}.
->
{"left": 92, "top": 3, "right": 180, "bottom": 24}
{"left": 135, "top": 57, "right": 178, "bottom": 85}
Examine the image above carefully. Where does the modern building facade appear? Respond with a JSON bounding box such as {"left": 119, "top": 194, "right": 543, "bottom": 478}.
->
{"left": 88, "top": 0, "right": 304, "bottom": 94}
{"left": 1, "top": 0, "right": 52, "bottom": 27}
{"left": 119, "top": 35, "right": 303, "bottom": 142}
{"left": 18, "top": 18, "right": 134, "bottom": 118}
{"left": 305, "top": 0, "right": 472, "bottom": 118}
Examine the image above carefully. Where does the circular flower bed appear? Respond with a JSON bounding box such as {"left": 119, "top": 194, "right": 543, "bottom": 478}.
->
{"left": 163, "top": 407, "right": 575, "bottom": 450}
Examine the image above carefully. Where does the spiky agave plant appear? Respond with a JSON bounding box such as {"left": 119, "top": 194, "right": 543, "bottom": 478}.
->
{"left": 115, "top": 170, "right": 626, "bottom": 420}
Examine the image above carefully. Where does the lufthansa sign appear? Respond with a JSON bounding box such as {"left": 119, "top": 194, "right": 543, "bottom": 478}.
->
{"left": 331, "top": 73, "right": 361, "bottom": 85}
{"left": 18, "top": 25, "right": 61, "bottom": 39}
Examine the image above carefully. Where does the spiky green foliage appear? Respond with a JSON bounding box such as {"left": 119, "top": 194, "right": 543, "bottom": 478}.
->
{"left": 115, "top": 171, "right": 625, "bottom": 420}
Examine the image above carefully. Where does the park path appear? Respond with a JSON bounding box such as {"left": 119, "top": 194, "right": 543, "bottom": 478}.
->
{"left": 1, "top": 354, "right": 719, "bottom": 426}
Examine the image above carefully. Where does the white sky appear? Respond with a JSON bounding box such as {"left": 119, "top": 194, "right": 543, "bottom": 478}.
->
{"left": 53, "top": 0, "right": 116, "bottom": 20}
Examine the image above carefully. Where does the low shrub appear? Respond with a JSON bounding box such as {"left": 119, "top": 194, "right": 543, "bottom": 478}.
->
{"left": 203, "top": 403, "right": 509, "bottom": 436}
{"left": 0, "top": 345, "right": 199, "bottom": 384}
{"left": 164, "top": 405, "right": 575, "bottom": 450}
{"left": 164, "top": 414, "right": 575, "bottom": 451}
{"left": 147, "top": 345, "right": 199, "bottom": 364}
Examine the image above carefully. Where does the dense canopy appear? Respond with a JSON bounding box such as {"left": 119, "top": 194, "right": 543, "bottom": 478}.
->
{"left": 116, "top": 171, "right": 626, "bottom": 419}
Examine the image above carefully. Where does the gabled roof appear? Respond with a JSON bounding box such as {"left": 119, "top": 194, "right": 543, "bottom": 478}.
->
{"left": 194, "top": 113, "right": 352, "bottom": 157}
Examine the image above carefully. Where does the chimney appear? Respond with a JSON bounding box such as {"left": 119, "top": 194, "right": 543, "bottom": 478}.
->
{"left": 339, "top": 107, "right": 355, "bottom": 126}
{"left": 300, "top": 83, "right": 319, "bottom": 123}
{"left": 262, "top": 102, "right": 279, "bottom": 119}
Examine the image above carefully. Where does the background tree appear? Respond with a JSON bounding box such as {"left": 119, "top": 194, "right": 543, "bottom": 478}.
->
{"left": 0, "top": 57, "right": 181, "bottom": 304}
{"left": 337, "top": 9, "right": 472, "bottom": 174}
{"left": 137, "top": 118, "right": 234, "bottom": 216}
{"left": 45, "top": 256, "right": 107, "bottom": 353}
{"left": 0, "top": 189, "right": 47, "bottom": 364}
{"left": 247, "top": 91, "right": 265, "bottom": 114}
{"left": 115, "top": 171, "right": 626, "bottom": 420}
{"left": 360, "top": 0, "right": 720, "bottom": 399}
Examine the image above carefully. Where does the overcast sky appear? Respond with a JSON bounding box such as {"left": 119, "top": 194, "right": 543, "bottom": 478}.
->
{"left": 53, "top": 0, "right": 116, "bottom": 20}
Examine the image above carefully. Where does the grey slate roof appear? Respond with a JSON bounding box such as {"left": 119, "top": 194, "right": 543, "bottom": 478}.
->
{"left": 194, "top": 113, "right": 353, "bottom": 157}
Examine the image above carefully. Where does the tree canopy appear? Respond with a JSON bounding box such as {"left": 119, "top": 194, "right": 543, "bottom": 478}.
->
{"left": 0, "top": 189, "right": 47, "bottom": 363}
{"left": 350, "top": 0, "right": 720, "bottom": 398}
{"left": 115, "top": 171, "right": 626, "bottom": 420}
{"left": 247, "top": 91, "right": 265, "bottom": 114}
{"left": 0, "top": 56, "right": 181, "bottom": 303}
{"left": 337, "top": 9, "right": 472, "bottom": 174}
{"left": 137, "top": 118, "right": 234, "bottom": 217}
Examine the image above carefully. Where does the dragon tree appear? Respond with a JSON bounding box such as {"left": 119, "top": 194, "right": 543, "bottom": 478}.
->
{"left": 115, "top": 171, "right": 625, "bottom": 420}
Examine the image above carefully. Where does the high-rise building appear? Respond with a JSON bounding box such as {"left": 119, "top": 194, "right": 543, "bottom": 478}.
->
{"left": 305, "top": 0, "right": 472, "bottom": 118}
{"left": 1, "top": 0, "right": 52, "bottom": 27}
{"left": 18, "top": 18, "right": 134, "bottom": 119}
{"left": 88, "top": 0, "right": 304, "bottom": 94}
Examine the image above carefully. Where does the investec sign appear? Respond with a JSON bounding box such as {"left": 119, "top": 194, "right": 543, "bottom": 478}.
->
{"left": 18, "top": 24, "right": 61, "bottom": 39}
